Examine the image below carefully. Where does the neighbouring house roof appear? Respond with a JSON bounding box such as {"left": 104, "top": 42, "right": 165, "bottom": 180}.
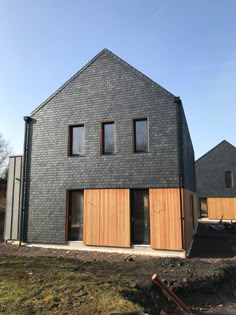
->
{"left": 196, "top": 140, "right": 236, "bottom": 163}
{"left": 30, "top": 48, "right": 176, "bottom": 117}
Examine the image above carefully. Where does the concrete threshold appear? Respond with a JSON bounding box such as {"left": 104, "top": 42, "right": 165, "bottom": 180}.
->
{"left": 9, "top": 240, "right": 186, "bottom": 258}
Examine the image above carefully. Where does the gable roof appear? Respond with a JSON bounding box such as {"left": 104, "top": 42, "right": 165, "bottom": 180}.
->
{"left": 196, "top": 140, "right": 236, "bottom": 163}
{"left": 30, "top": 48, "right": 175, "bottom": 116}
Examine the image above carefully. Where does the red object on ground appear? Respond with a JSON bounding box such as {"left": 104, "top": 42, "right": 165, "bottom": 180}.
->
{"left": 160, "top": 310, "right": 168, "bottom": 315}
{"left": 152, "top": 274, "right": 191, "bottom": 315}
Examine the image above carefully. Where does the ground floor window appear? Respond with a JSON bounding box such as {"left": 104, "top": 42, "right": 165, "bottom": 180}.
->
{"left": 68, "top": 190, "right": 84, "bottom": 241}
{"left": 199, "top": 198, "right": 208, "bottom": 218}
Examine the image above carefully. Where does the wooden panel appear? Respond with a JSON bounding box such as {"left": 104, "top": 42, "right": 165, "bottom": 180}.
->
{"left": 181, "top": 189, "right": 197, "bottom": 250}
{"left": 83, "top": 189, "right": 130, "bottom": 247}
{"left": 149, "top": 188, "right": 182, "bottom": 250}
{"left": 208, "top": 198, "right": 236, "bottom": 220}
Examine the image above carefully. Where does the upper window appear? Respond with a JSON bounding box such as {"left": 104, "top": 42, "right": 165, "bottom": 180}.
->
{"left": 133, "top": 118, "right": 148, "bottom": 153}
{"left": 69, "top": 125, "right": 85, "bottom": 156}
{"left": 102, "top": 122, "right": 114, "bottom": 154}
{"left": 225, "top": 170, "right": 233, "bottom": 188}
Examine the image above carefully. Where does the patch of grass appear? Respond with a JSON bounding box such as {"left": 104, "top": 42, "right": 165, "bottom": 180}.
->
{"left": 0, "top": 256, "right": 145, "bottom": 315}
{"left": 0, "top": 280, "right": 27, "bottom": 304}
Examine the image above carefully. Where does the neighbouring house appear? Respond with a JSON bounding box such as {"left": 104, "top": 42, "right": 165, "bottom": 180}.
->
{"left": 4, "top": 156, "right": 22, "bottom": 240}
{"left": 196, "top": 140, "right": 236, "bottom": 220}
{"left": 4, "top": 49, "right": 197, "bottom": 256}
{"left": 0, "top": 181, "right": 7, "bottom": 239}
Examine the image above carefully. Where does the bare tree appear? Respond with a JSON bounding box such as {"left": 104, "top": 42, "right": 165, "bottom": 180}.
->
{"left": 0, "top": 133, "right": 11, "bottom": 178}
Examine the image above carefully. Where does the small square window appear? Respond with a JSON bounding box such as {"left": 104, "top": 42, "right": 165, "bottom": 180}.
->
{"left": 102, "top": 122, "right": 114, "bottom": 154}
{"left": 225, "top": 171, "right": 233, "bottom": 188}
{"left": 133, "top": 118, "right": 148, "bottom": 153}
{"left": 69, "top": 125, "right": 85, "bottom": 156}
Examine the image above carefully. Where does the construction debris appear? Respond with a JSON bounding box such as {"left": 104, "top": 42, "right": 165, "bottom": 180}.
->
{"left": 152, "top": 274, "right": 192, "bottom": 315}
{"left": 208, "top": 220, "right": 236, "bottom": 232}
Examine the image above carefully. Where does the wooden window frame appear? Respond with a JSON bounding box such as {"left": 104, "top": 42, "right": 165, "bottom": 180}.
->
{"left": 225, "top": 170, "right": 233, "bottom": 188}
{"left": 68, "top": 124, "right": 85, "bottom": 156}
{"left": 133, "top": 117, "right": 149, "bottom": 153}
{"left": 101, "top": 121, "right": 115, "bottom": 155}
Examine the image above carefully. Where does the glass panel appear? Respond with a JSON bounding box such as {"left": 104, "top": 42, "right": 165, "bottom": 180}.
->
{"left": 200, "top": 198, "right": 208, "bottom": 218}
{"left": 143, "top": 193, "right": 150, "bottom": 243}
{"left": 135, "top": 119, "right": 147, "bottom": 152}
{"left": 131, "top": 190, "right": 150, "bottom": 244}
{"left": 103, "top": 123, "right": 114, "bottom": 154}
{"left": 72, "top": 126, "right": 84, "bottom": 155}
{"left": 69, "top": 191, "right": 84, "bottom": 241}
{"left": 225, "top": 171, "right": 233, "bottom": 188}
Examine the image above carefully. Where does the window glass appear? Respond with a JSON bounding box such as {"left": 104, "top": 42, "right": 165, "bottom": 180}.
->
{"left": 200, "top": 198, "right": 208, "bottom": 218}
{"left": 103, "top": 122, "right": 114, "bottom": 154}
{"left": 134, "top": 119, "right": 148, "bottom": 152}
{"left": 72, "top": 126, "right": 84, "bottom": 155}
{"left": 225, "top": 171, "right": 233, "bottom": 188}
{"left": 69, "top": 190, "right": 84, "bottom": 241}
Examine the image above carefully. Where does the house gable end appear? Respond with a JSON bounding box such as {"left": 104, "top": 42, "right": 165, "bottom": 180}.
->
{"left": 196, "top": 140, "right": 236, "bottom": 165}
{"left": 196, "top": 140, "right": 236, "bottom": 198}
{"left": 30, "top": 49, "right": 175, "bottom": 117}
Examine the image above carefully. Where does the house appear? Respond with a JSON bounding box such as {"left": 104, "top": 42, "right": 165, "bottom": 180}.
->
{"left": 196, "top": 140, "right": 236, "bottom": 220}
{"left": 0, "top": 181, "right": 7, "bottom": 239}
{"left": 4, "top": 49, "right": 197, "bottom": 256}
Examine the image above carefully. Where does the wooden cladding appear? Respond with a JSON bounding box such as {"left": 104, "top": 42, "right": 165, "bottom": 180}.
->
{"left": 80, "top": 188, "right": 197, "bottom": 252}
{"left": 83, "top": 189, "right": 130, "bottom": 247}
{"left": 181, "top": 189, "right": 197, "bottom": 250}
{"left": 149, "top": 188, "right": 182, "bottom": 250}
{"left": 208, "top": 198, "right": 236, "bottom": 220}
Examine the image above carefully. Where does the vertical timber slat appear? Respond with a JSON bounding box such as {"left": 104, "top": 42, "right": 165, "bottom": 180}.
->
{"left": 83, "top": 189, "right": 130, "bottom": 247}
{"left": 208, "top": 198, "right": 236, "bottom": 220}
{"left": 181, "top": 189, "right": 197, "bottom": 250}
{"left": 150, "top": 188, "right": 182, "bottom": 250}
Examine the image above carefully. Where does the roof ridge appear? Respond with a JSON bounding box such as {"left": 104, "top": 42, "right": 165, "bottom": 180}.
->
{"left": 196, "top": 140, "right": 236, "bottom": 163}
{"left": 30, "top": 48, "right": 175, "bottom": 117}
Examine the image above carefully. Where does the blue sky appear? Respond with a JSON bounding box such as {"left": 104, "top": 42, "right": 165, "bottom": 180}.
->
{"left": 0, "top": 0, "right": 236, "bottom": 159}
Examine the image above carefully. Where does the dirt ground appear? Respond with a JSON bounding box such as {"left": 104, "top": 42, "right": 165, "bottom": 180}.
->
{"left": 190, "top": 221, "right": 236, "bottom": 258}
{"left": 0, "top": 222, "right": 236, "bottom": 314}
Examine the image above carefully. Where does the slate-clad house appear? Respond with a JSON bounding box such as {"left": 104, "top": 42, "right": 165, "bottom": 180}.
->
{"left": 196, "top": 140, "right": 236, "bottom": 220}
{"left": 5, "top": 49, "right": 197, "bottom": 255}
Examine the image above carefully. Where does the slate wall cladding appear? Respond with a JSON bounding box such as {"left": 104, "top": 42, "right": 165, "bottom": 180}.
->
{"left": 24, "top": 50, "right": 193, "bottom": 243}
{"left": 196, "top": 141, "right": 236, "bottom": 198}
{"left": 178, "top": 102, "right": 196, "bottom": 192}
